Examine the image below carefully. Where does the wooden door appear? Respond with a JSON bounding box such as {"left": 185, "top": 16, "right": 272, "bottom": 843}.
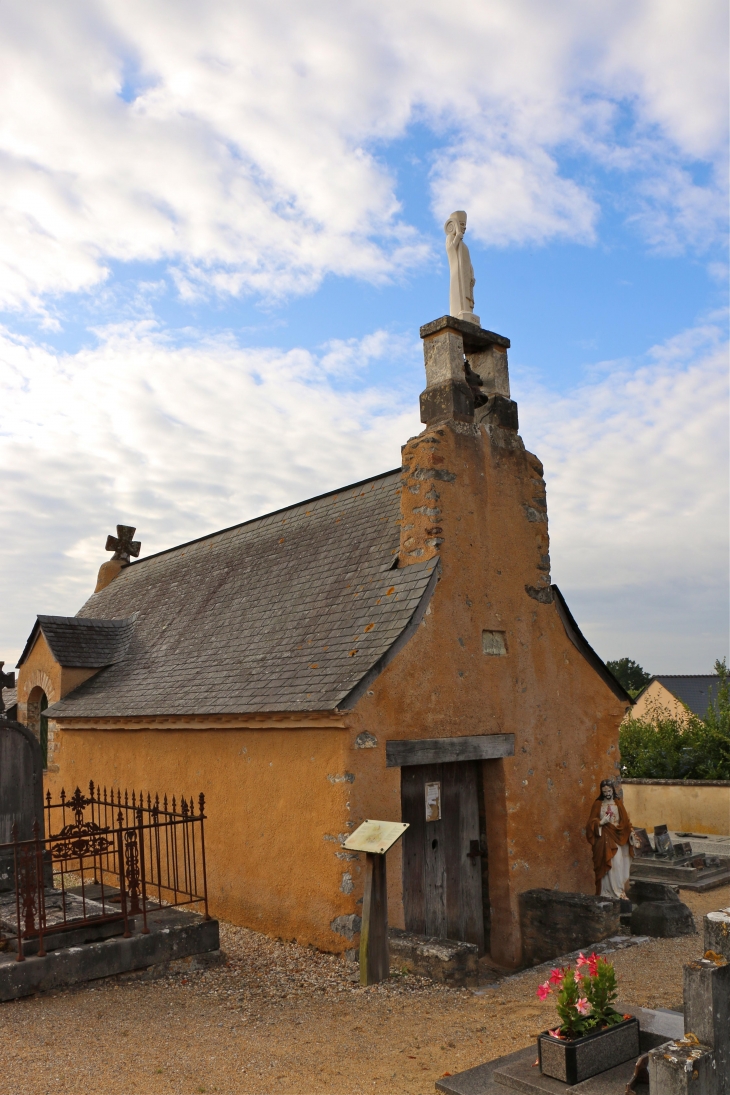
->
{"left": 401, "top": 761, "right": 485, "bottom": 952}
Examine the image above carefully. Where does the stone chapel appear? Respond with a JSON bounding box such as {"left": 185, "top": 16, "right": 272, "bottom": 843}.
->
{"left": 15, "top": 311, "right": 630, "bottom": 969}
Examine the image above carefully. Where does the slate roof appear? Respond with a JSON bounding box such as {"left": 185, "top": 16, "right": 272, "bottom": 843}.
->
{"left": 44, "top": 470, "right": 439, "bottom": 718}
{"left": 648, "top": 675, "right": 723, "bottom": 719}
{"left": 18, "top": 616, "right": 134, "bottom": 669}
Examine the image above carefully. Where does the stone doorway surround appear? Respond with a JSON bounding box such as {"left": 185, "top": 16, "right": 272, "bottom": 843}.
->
{"left": 387, "top": 734, "right": 514, "bottom": 959}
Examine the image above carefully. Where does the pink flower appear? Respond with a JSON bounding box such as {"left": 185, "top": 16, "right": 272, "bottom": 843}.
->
{"left": 549, "top": 967, "right": 564, "bottom": 986}
{"left": 536, "top": 981, "right": 551, "bottom": 1001}
{"left": 548, "top": 1029, "right": 563, "bottom": 1039}
{"left": 576, "top": 997, "right": 591, "bottom": 1016}
{"left": 577, "top": 951, "right": 601, "bottom": 978}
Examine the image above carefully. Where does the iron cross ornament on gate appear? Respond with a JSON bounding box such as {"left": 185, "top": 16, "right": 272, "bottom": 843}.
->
{"left": 105, "top": 525, "right": 141, "bottom": 564}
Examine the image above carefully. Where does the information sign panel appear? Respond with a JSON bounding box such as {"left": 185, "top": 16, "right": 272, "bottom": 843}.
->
{"left": 342, "top": 819, "right": 409, "bottom": 855}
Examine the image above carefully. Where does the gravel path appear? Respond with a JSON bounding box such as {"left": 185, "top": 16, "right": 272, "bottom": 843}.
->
{"left": 2, "top": 884, "right": 727, "bottom": 1095}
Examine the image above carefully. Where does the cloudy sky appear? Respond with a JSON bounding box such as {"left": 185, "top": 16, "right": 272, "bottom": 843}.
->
{"left": 1, "top": 0, "right": 727, "bottom": 674}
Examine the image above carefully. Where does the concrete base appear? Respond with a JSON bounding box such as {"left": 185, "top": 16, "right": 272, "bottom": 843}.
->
{"left": 0, "top": 906, "right": 219, "bottom": 1001}
{"left": 435, "top": 1006, "right": 682, "bottom": 1095}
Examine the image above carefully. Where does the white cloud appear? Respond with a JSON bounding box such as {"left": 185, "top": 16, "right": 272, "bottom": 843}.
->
{"left": 0, "top": 0, "right": 725, "bottom": 313}
{"left": 1, "top": 318, "right": 726, "bottom": 674}
{"left": 518, "top": 320, "right": 729, "bottom": 671}
{"left": 0, "top": 322, "right": 422, "bottom": 663}
{"left": 430, "top": 146, "right": 598, "bottom": 247}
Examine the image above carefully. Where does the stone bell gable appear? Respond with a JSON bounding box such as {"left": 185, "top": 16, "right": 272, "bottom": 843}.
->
{"left": 338, "top": 315, "right": 632, "bottom": 965}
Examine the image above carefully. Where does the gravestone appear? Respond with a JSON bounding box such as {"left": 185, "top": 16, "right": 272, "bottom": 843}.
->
{"left": 648, "top": 956, "right": 729, "bottom": 1094}
{"left": 626, "top": 877, "right": 696, "bottom": 938}
{"left": 630, "top": 821, "right": 730, "bottom": 891}
{"left": 0, "top": 717, "right": 45, "bottom": 892}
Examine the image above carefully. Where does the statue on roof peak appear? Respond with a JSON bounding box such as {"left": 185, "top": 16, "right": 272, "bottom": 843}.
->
{"left": 444, "top": 210, "right": 480, "bottom": 327}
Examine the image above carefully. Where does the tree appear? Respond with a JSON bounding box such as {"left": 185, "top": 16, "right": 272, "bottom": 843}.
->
{"left": 606, "top": 657, "right": 652, "bottom": 697}
{"left": 619, "top": 658, "right": 730, "bottom": 780}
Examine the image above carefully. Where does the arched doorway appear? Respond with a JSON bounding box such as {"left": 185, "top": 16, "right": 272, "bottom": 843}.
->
{"left": 26, "top": 686, "right": 49, "bottom": 768}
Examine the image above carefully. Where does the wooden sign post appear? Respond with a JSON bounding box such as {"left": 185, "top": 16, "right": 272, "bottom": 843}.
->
{"left": 342, "top": 819, "right": 408, "bottom": 987}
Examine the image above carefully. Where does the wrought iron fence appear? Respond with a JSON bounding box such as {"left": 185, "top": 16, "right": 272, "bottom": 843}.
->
{"left": 0, "top": 782, "right": 209, "bottom": 962}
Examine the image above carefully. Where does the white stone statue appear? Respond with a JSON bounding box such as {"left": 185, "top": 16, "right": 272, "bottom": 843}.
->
{"left": 444, "top": 211, "right": 480, "bottom": 326}
{"left": 586, "top": 780, "right": 636, "bottom": 900}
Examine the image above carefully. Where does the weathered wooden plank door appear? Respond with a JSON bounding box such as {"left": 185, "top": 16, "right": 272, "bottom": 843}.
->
{"left": 401, "top": 760, "right": 485, "bottom": 952}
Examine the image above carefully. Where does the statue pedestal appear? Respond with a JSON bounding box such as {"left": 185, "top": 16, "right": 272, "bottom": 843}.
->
{"left": 418, "top": 315, "right": 513, "bottom": 427}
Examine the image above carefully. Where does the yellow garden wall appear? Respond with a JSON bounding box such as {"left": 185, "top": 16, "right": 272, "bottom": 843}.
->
{"left": 622, "top": 780, "right": 730, "bottom": 835}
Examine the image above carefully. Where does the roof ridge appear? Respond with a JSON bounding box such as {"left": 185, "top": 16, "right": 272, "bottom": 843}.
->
{"left": 124, "top": 466, "right": 402, "bottom": 568}
{"left": 653, "top": 674, "right": 720, "bottom": 679}
{"left": 38, "top": 615, "right": 131, "bottom": 626}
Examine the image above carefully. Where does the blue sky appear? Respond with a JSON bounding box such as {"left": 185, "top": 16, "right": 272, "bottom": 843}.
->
{"left": 0, "top": 0, "right": 727, "bottom": 674}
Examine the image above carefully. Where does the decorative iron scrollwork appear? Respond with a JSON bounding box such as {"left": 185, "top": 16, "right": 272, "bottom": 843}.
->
{"left": 50, "top": 786, "right": 114, "bottom": 860}
{"left": 17, "top": 845, "right": 38, "bottom": 936}
{"left": 124, "top": 829, "right": 142, "bottom": 915}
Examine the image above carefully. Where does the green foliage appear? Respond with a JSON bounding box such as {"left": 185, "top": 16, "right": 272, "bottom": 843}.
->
{"left": 605, "top": 657, "right": 652, "bottom": 697}
{"left": 620, "top": 660, "right": 730, "bottom": 780}
{"left": 582, "top": 958, "right": 621, "bottom": 1028}
{"left": 538, "top": 955, "right": 624, "bottom": 1039}
{"left": 554, "top": 967, "right": 588, "bottom": 1038}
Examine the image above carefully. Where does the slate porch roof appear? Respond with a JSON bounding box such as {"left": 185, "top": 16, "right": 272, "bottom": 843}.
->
{"left": 17, "top": 616, "right": 134, "bottom": 669}
{"left": 44, "top": 469, "right": 439, "bottom": 719}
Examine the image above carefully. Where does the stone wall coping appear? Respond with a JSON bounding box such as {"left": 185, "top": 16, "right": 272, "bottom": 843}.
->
{"left": 622, "top": 778, "right": 730, "bottom": 786}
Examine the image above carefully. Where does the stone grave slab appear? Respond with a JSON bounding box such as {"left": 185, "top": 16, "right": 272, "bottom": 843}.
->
{"left": 630, "top": 828, "right": 730, "bottom": 892}
{"left": 435, "top": 1006, "right": 682, "bottom": 1095}
{"left": 0, "top": 902, "right": 220, "bottom": 1001}
{"left": 630, "top": 855, "right": 730, "bottom": 891}
{"left": 0, "top": 886, "right": 125, "bottom": 955}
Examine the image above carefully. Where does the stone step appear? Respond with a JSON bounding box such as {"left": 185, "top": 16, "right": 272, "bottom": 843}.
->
{"left": 492, "top": 1054, "right": 642, "bottom": 1093}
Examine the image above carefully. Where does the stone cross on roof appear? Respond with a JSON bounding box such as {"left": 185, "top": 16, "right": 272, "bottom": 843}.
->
{"left": 0, "top": 661, "right": 15, "bottom": 716}
{"left": 105, "top": 525, "right": 141, "bottom": 564}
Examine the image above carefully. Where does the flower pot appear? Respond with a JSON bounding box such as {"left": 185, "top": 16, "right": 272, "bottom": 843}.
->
{"left": 537, "top": 1017, "right": 640, "bottom": 1085}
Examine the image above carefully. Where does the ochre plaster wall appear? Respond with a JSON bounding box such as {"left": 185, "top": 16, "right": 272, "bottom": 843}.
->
{"left": 340, "top": 419, "right": 629, "bottom": 967}
{"left": 44, "top": 726, "right": 357, "bottom": 953}
{"left": 622, "top": 781, "right": 730, "bottom": 836}
{"left": 16, "top": 633, "right": 98, "bottom": 769}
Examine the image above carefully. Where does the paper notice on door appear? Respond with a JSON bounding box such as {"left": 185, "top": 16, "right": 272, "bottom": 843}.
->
{"left": 425, "top": 781, "right": 441, "bottom": 822}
